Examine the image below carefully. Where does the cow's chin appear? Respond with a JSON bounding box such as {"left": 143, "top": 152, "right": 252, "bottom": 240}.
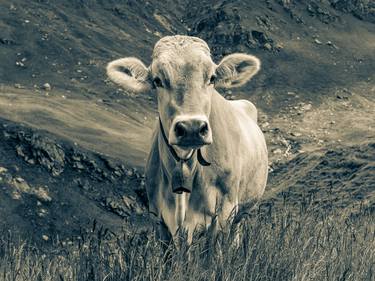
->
{"left": 173, "top": 146, "right": 195, "bottom": 161}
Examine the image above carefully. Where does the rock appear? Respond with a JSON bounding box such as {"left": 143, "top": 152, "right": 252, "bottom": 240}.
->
{"left": 328, "top": 42, "right": 339, "bottom": 49}
{"left": 14, "top": 83, "right": 24, "bottom": 89}
{"left": 122, "top": 196, "right": 134, "bottom": 210}
{"left": 140, "top": 179, "right": 145, "bottom": 187}
{"left": 26, "top": 157, "right": 35, "bottom": 164}
{"left": 280, "top": 138, "right": 290, "bottom": 148}
{"left": 126, "top": 169, "right": 134, "bottom": 177}
{"left": 102, "top": 171, "right": 109, "bottom": 179}
{"left": 12, "top": 178, "right": 31, "bottom": 193}
{"left": 264, "top": 42, "right": 272, "bottom": 51}
{"left": 275, "top": 43, "right": 284, "bottom": 50}
{"left": 16, "top": 145, "right": 25, "bottom": 157}
{"left": 336, "top": 94, "right": 349, "bottom": 100}
{"left": 16, "top": 134, "right": 66, "bottom": 176}
{"left": 15, "top": 61, "right": 25, "bottom": 67}
{"left": 291, "top": 132, "right": 302, "bottom": 137}
{"left": 73, "top": 162, "right": 85, "bottom": 170}
{"left": 30, "top": 135, "right": 65, "bottom": 176}
{"left": 105, "top": 197, "right": 130, "bottom": 217}
{"left": 34, "top": 187, "right": 52, "bottom": 202}
{"left": 224, "top": 93, "right": 234, "bottom": 100}
{"left": 37, "top": 208, "right": 48, "bottom": 217}
{"left": 42, "top": 83, "right": 51, "bottom": 91}
{"left": 88, "top": 160, "right": 98, "bottom": 170}
{"left": 314, "top": 39, "right": 323, "bottom": 45}
{"left": 302, "top": 104, "right": 312, "bottom": 111}
{"left": 71, "top": 154, "right": 83, "bottom": 162}
{"left": 103, "top": 158, "right": 118, "bottom": 171}
{"left": 307, "top": 3, "right": 337, "bottom": 24}
{"left": 0, "top": 167, "right": 8, "bottom": 174}
{"left": 114, "top": 170, "right": 122, "bottom": 177}
{"left": 11, "top": 191, "right": 21, "bottom": 200}
{"left": 15, "top": 177, "right": 25, "bottom": 183}
{"left": 75, "top": 178, "right": 90, "bottom": 191}
{"left": 273, "top": 148, "right": 282, "bottom": 154}
{"left": 251, "top": 30, "right": 270, "bottom": 45}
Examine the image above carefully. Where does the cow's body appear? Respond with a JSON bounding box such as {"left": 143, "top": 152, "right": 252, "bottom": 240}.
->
{"left": 106, "top": 35, "right": 268, "bottom": 243}
{"left": 146, "top": 92, "right": 267, "bottom": 241}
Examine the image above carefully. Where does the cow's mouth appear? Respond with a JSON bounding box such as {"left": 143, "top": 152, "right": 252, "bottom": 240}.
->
{"left": 172, "top": 146, "right": 195, "bottom": 161}
{"left": 174, "top": 141, "right": 211, "bottom": 150}
{"left": 172, "top": 140, "right": 212, "bottom": 161}
{"left": 170, "top": 133, "right": 212, "bottom": 148}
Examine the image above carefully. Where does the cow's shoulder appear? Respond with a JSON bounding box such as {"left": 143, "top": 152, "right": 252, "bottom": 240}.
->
{"left": 229, "top": 99, "right": 257, "bottom": 123}
{"left": 145, "top": 129, "right": 162, "bottom": 216}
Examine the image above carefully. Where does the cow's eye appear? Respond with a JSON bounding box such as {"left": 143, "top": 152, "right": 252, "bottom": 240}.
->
{"left": 209, "top": 75, "right": 216, "bottom": 85}
{"left": 153, "top": 77, "right": 163, "bottom": 88}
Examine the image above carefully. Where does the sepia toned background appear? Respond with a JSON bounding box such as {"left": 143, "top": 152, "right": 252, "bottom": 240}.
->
{"left": 0, "top": 0, "right": 374, "bottom": 280}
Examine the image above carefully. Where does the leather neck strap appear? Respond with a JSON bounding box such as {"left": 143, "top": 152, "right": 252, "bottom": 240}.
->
{"left": 159, "top": 118, "right": 211, "bottom": 166}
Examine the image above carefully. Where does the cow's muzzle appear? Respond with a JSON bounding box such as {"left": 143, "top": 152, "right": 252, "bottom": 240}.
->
{"left": 169, "top": 118, "right": 212, "bottom": 148}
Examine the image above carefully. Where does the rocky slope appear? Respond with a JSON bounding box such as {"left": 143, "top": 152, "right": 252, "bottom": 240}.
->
{"left": 0, "top": 0, "right": 374, "bottom": 241}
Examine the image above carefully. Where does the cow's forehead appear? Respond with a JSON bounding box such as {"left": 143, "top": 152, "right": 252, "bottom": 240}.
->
{"left": 151, "top": 36, "right": 214, "bottom": 79}
{"left": 152, "top": 35, "right": 211, "bottom": 60}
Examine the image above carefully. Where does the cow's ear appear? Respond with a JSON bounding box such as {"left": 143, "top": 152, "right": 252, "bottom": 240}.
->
{"left": 214, "top": 53, "right": 260, "bottom": 89}
{"left": 106, "top": 57, "right": 152, "bottom": 93}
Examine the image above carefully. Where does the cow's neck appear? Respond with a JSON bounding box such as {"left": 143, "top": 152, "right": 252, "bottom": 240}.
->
{"left": 158, "top": 118, "right": 210, "bottom": 194}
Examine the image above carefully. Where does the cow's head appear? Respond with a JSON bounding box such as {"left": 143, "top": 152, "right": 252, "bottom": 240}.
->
{"left": 107, "top": 35, "right": 260, "bottom": 159}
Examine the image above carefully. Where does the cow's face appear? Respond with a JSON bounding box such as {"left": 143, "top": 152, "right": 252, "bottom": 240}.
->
{"left": 107, "top": 36, "right": 260, "bottom": 159}
{"left": 150, "top": 47, "right": 215, "bottom": 158}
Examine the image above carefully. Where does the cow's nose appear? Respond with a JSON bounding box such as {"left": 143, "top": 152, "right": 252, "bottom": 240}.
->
{"left": 170, "top": 119, "right": 212, "bottom": 147}
{"left": 174, "top": 122, "right": 188, "bottom": 138}
{"left": 174, "top": 120, "right": 208, "bottom": 138}
{"left": 198, "top": 121, "right": 209, "bottom": 137}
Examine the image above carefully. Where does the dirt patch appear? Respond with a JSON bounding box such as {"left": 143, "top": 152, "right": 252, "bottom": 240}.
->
{"left": 0, "top": 87, "right": 156, "bottom": 167}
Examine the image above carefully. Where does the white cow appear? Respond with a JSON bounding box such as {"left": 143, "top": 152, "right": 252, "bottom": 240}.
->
{"left": 107, "top": 35, "right": 268, "bottom": 243}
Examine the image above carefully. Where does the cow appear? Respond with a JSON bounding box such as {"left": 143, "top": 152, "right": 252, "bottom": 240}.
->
{"left": 107, "top": 35, "right": 268, "bottom": 243}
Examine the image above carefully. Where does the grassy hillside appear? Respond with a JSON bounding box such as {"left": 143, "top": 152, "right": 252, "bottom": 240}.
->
{"left": 0, "top": 195, "right": 373, "bottom": 281}
{"left": 0, "top": 0, "right": 374, "bottom": 280}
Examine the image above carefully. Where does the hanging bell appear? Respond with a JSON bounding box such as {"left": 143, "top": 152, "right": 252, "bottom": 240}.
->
{"left": 171, "top": 161, "right": 193, "bottom": 194}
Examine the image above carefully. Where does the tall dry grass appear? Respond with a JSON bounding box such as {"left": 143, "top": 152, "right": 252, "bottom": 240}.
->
{"left": 0, "top": 202, "right": 374, "bottom": 281}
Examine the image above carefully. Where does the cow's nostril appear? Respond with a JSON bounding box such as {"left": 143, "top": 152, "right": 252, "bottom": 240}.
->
{"left": 199, "top": 122, "right": 209, "bottom": 136}
{"left": 175, "top": 122, "right": 187, "bottom": 138}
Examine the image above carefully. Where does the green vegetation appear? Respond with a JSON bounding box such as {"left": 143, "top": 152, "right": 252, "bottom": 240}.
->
{"left": 1, "top": 201, "right": 373, "bottom": 281}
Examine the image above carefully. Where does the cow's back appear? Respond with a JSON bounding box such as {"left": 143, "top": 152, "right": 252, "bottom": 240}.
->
{"left": 208, "top": 92, "right": 268, "bottom": 202}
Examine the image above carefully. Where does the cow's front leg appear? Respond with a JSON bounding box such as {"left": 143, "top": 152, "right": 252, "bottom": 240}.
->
{"left": 157, "top": 219, "right": 172, "bottom": 246}
{"left": 217, "top": 195, "right": 240, "bottom": 246}
{"left": 217, "top": 195, "right": 238, "bottom": 226}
